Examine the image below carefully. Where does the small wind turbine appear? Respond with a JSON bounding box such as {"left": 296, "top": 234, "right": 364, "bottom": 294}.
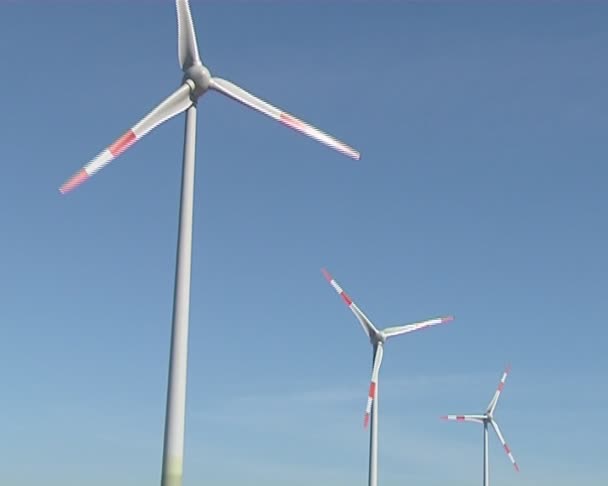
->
{"left": 59, "top": 2, "right": 359, "bottom": 486}
{"left": 442, "top": 366, "right": 519, "bottom": 486}
{"left": 321, "top": 268, "right": 453, "bottom": 486}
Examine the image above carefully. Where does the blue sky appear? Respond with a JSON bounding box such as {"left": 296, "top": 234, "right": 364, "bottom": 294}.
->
{"left": 1, "top": 1, "right": 607, "bottom": 485}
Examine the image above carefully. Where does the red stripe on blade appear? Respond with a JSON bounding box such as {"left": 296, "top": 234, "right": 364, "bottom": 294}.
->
{"left": 280, "top": 113, "right": 304, "bottom": 131}
{"left": 108, "top": 130, "right": 136, "bottom": 157}
{"left": 60, "top": 169, "right": 89, "bottom": 194}
{"left": 364, "top": 413, "right": 370, "bottom": 428}
{"left": 340, "top": 292, "right": 352, "bottom": 306}
{"left": 368, "top": 382, "right": 376, "bottom": 399}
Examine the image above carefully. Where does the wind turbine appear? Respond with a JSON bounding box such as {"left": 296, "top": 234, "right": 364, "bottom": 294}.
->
{"left": 441, "top": 366, "right": 519, "bottom": 486}
{"left": 59, "top": 2, "right": 359, "bottom": 486}
{"left": 321, "top": 268, "right": 453, "bottom": 486}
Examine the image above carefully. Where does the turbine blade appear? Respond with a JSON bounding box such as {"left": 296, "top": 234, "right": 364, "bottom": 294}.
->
{"left": 382, "top": 315, "right": 453, "bottom": 339}
{"left": 487, "top": 365, "right": 511, "bottom": 414}
{"left": 210, "top": 77, "right": 360, "bottom": 160}
{"left": 440, "top": 414, "right": 485, "bottom": 424}
{"left": 176, "top": 0, "right": 201, "bottom": 70}
{"left": 490, "top": 420, "right": 519, "bottom": 472}
{"left": 321, "top": 268, "right": 379, "bottom": 338}
{"left": 59, "top": 83, "right": 193, "bottom": 194}
{"left": 364, "top": 344, "right": 384, "bottom": 428}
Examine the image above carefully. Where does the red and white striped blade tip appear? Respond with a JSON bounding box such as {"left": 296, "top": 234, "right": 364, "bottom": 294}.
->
{"left": 514, "top": 463, "right": 520, "bottom": 472}
{"left": 59, "top": 169, "right": 89, "bottom": 194}
{"left": 321, "top": 268, "right": 332, "bottom": 282}
{"left": 363, "top": 413, "right": 370, "bottom": 428}
{"left": 279, "top": 113, "right": 360, "bottom": 160}
{"left": 441, "top": 316, "right": 455, "bottom": 323}
{"left": 441, "top": 415, "right": 467, "bottom": 421}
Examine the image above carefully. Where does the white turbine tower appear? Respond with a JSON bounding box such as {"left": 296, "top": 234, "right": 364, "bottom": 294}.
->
{"left": 59, "top": 2, "right": 359, "bottom": 486}
{"left": 442, "top": 366, "right": 519, "bottom": 486}
{"left": 321, "top": 269, "right": 453, "bottom": 486}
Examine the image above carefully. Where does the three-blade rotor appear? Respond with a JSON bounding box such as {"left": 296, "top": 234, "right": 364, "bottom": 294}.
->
{"left": 321, "top": 268, "right": 453, "bottom": 427}
{"left": 59, "top": 0, "right": 359, "bottom": 194}
{"left": 442, "top": 366, "right": 519, "bottom": 472}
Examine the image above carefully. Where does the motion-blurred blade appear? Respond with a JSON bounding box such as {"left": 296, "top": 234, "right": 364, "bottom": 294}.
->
{"left": 364, "top": 344, "right": 384, "bottom": 428}
{"left": 210, "top": 77, "right": 360, "bottom": 160}
{"left": 176, "top": 0, "right": 201, "bottom": 70}
{"left": 382, "top": 316, "right": 454, "bottom": 339}
{"left": 490, "top": 420, "right": 519, "bottom": 472}
{"left": 441, "top": 414, "right": 485, "bottom": 424}
{"left": 60, "top": 83, "right": 194, "bottom": 194}
{"left": 487, "top": 365, "right": 511, "bottom": 414}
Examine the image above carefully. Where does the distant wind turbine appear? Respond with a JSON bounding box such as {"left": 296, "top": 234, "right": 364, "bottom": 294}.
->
{"left": 321, "top": 268, "right": 453, "bottom": 486}
{"left": 59, "top": 2, "right": 359, "bottom": 486}
{"left": 442, "top": 366, "right": 520, "bottom": 486}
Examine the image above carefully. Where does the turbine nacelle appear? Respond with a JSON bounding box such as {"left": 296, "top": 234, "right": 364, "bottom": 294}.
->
{"left": 372, "top": 331, "right": 387, "bottom": 345}
{"left": 183, "top": 62, "right": 211, "bottom": 98}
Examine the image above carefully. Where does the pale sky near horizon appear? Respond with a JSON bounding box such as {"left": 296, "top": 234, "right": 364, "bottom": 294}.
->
{"left": 1, "top": 1, "right": 607, "bottom": 485}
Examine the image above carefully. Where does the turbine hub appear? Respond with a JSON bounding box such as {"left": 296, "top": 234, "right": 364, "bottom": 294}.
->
{"left": 183, "top": 62, "right": 211, "bottom": 98}
{"left": 372, "top": 331, "right": 386, "bottom": 345}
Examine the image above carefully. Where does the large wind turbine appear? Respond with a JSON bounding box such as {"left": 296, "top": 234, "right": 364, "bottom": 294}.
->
{"left": 321, "top": 269, "right": 453, "bottom": 486}
{"left": 59, "top": 2, "right": 359, "bottom": 486}
{"left": 442, "top": 366, "right": 519, "bottom": 486}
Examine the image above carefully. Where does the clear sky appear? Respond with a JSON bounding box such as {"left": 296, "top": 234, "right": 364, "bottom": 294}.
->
{"left": 1, "top": 1, "right": 606, "bottom": 485}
